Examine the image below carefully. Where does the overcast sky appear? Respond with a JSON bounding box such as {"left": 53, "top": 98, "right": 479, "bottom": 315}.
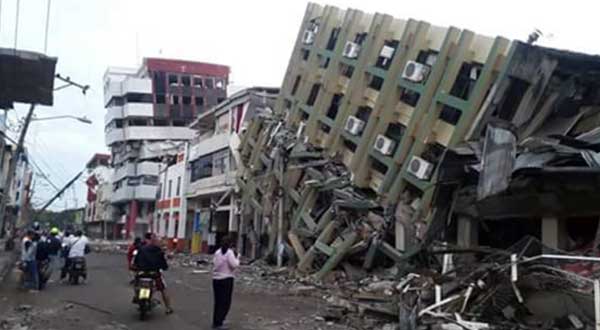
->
{"left": 0, "top": 0, "right": 596, "bottom": 210}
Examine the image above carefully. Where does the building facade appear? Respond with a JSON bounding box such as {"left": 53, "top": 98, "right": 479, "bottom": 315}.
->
{"left": 84, "top": 153, "right": 114, "bottom": 239}
{"left": 104, "top": 58, "right": 229, "bottom": 239}
{"left": 153, "top": 87, "right": 278, "bottom": 253}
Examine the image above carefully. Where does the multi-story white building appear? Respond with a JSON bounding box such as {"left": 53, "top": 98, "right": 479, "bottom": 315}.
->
{"left": 104, "top": 58, "right": 230, "bottom": 239}
{"left": 154, "top": 87, "right": 278, "bottom": 253}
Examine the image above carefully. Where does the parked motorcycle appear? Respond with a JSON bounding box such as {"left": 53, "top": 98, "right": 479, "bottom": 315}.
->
{"left": 68, "top": 257, "right": 86, "bottom": 285}
{"left": 134, "top": 272, "right": 159, "bottom": 320}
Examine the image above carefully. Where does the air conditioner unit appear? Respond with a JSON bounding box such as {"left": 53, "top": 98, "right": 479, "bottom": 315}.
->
{"left": 342, "top": 41, "right": 361, "bottom": 59}
{"left": 379, "top": 45, "right": 395, "bottom": 59}
{"left": 344, "top": 116, "right": 365, "bottom": 136}
{"left": 402, "top": 61, "right": 430, "bottom": 83}
{"left": 374, "top": 135, "right": 395, "bottom": 156}
{"left": 407, "top": 155, "right": 434, "bottom": 180}
{"left": 302, "top": 30, "right": 315, "bottom": 45}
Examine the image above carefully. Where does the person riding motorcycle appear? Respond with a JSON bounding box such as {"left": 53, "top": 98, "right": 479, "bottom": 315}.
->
{"left": 133, "top": 233, "right": 174, "bottom": 315}
{"left": 65, "top": 230, "right": 90, "bottom": 283}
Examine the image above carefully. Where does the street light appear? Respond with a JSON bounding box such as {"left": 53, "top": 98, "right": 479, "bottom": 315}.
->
{"left": 30, "top": 115, "right": 93, "bottom": 124}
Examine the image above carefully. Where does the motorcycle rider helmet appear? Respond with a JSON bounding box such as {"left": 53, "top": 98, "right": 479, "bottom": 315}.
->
{"left": 50, "top": 227, "right": 59, "bottom": 235}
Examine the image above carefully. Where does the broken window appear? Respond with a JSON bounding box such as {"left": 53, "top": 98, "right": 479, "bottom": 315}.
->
{"left": 168, "top": 74, "right": 178, "bottom": 86}
{"left": 450, "top": 62, "right": 483, "bottom": 100}
{"left": 179, "top": 76, "right": 190, "bottom": 87}
{"left": 205, "top": 78, "right": 214, "bottom": 89}
{"left": 301, "top": 49, "right": 310, "bottom": 61}
{"left": 318, "top": 55, "right": 330, "bottom": 69}
{"left": 354, "top": 32, "right": 368, "bottom": 45}
{"left": 340, "top": 63, "right": 354, "bottom": 78}
{"left": 195, "top": 96, "right": 204, "bottom": 106}
{"left": 439, "top": 105, "right": 462, "bottom": 125}
{"left": 291, "top": 75, "right": 302, "bottom": 96}
{"left": 399, "top": 88, "right": 420, "bottom": 107}
{"left": 153, "top": 119, "right": 168, "bottom": 126}
{"left": 326, "top": 93, "right": 343, "bottom": 120}
{"left": 386, "top": 122, "right": 406, "bottom": 142}
{"left": 154, "top": 71, "right": 166, "bottom": 94}
{"left": 326, "top": 27, "right": 341, "bottom": 51}
{"left": 372, "top": 157, "right": 388, "bottom": 175}
{"left": 182, "top": 96, "right": 192, "bottom": 105}
{"left": 375, "top": 40, "right": 400, "bottom": 70}
{"left": 191, "top": 154, "right": 213, "bottom": 181}
{"left": 193, "top": 77, "right": 204, "bottom": 88}
{"left": 355, "top": 106, "right": 372, "bottom": 122}
{"left": 306, "top": 83, "right": 321, "bottom": 106}
{"left": 495, "top": 77, "right": 530, "bottom": 121}
{"left": 343, "top": 138, "right": 357, "bottom": 152}
{"left": 156, "top": 95, "right": 166, "bottom": 104}
{"left": 368, "top": 75, "right": 384, "bottom": 91}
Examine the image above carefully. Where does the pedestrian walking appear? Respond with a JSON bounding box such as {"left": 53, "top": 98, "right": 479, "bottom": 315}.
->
{"left": 20, "top": 230, "right": 39, "bottom": 292}
{"left": 46, "top": 228, "right": 62, "bottom": 281}
{"left": 211, "top": 236, "right": 240, "bottom": 329}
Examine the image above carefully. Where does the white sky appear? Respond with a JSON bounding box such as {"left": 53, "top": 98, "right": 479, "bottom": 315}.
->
{"left": 0, "top": 0, "right": 597, "bottom": 210}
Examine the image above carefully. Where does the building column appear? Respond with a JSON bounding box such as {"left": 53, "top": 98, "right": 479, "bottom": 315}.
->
{"left": 457, "top": 216, "right": 479, "bottom": 248}
{"left": 542, "top": 217, "right": 568, "bottom": 250}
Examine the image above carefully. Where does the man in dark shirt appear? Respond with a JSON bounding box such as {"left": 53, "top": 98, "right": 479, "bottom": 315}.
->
{"left": 133, "top": 233, "right": 173, "bottom": 314}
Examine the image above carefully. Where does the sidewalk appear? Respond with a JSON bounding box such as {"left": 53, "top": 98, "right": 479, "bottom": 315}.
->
{"left": 0, "top": 238, "right": 17, "bottom": 284}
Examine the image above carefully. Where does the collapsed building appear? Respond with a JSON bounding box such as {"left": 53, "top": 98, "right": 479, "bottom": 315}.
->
{"left": 235, "top": 3, "right": 600, "bottom": 329}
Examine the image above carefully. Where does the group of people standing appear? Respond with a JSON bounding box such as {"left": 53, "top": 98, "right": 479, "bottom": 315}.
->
{"left": 126, "top": 234, "right": 240, "bottom": 329}
{"left": 20, "top": 224, "right": 89, "bottom": 292}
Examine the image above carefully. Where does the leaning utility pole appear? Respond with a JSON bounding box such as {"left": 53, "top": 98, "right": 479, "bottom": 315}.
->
{"left": 0, "top": 103, "right": 35, "bottom": 239}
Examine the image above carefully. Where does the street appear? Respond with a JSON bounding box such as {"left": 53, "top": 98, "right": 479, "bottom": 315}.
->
{"left": 0, "top": 253, "right": 334, "bottom": 330}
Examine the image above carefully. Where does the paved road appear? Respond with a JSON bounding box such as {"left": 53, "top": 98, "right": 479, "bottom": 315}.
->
{"left": 0, "top": 253, "right": 327, "bottom": 330}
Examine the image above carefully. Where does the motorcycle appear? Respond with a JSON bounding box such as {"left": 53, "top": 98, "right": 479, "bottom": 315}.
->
{"left": 68, "top": 257, "right": 86, "bottom": 285}
{"left": 133, "top": 271, "right": 159, "bottom": 320}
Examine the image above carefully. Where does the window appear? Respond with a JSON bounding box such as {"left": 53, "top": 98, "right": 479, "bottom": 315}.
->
{"left": 126, "top": 93, "right": 153, "bottom": 103}
{"left": 193, "top": 77, "right": 204, "bottom": 88}
{"left": 341, "top": 64, "right": 354, "bottom": 78}
{"left": 326, "top": 94, "right": 343, "bottom": 119}
{"left": 176, "top": 177, "right": 181, "bottom": 196}
{"left": 156, "top": 95, "right": 166, "bottom": 104}
{"left": 115, "top": 119, "right": 123, "bottom": 128}
{"left": 326, "top": 27, "right": 341, "bottom": 51}
{"left": 153, "top": 71, "right": 166, "bottom": 94}
{"left": 215, "top": 79, "right": 224, "bottom": 89}
{"left": 213, "top": 149, "right": 229, "bottom": 175}
{"left": 191, "top": 155, "right": 213, "bottom": 181}
{"left": 171, "top": 95, "right": 180, "bottom": 105}
{"left": 355, "top": 106, "right": 372, "bottom": 122}
{"left": 168, "top": 74, "right": 178, "bottom": 86}
{"left": 399, "top": 88, "right": 420, "bottom": 107}
{"left": 181, "top": 76, "right": 191, "bottom": 87}
{"left": 108, "top": 97, "right": 125, "bottom": 107}
{"left": 154, "top": 119, "right": 168, "bottom": 126}
{"left": 157, "top": 184, "right": 162, "bottom": 199}
{"left": 375, "top": 40, "right": 400, "bottom": 70}
{"left": 439, "top": 105, "right": 462, "bottom": 125}
{"left": 301, "top": 49, "right": 310, "bottom": 61}
{"left": 368, "top": 76, "right": 384, "bottom": 91}
{"left": 182, "top": 96, "right": 191, "bottom": 105}
{"left": 306, "top": 83, "right": 321, "bottom": 106}
{"left": 128, "top": 177, "right": 141, "bottom": 186}
{"left": 205, "top": 78, "right": 214, "bottom": 89}
{"left": 195, "top": 96, "right": 204, "bottom": 106}
{"left": 291, "top": 75, "right": 302, "bottom": 96}
{"left": 168, "top": 180, "right": 172, "bottom": 197}
{"left": 143, "top": 175, "right": 159, "bottom": 185}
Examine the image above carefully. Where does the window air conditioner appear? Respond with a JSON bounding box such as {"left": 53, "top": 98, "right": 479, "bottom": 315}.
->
{"left": 407, "top": 155, "right": 434, "bottom": 180}
{"left": 402, "top": 61, "right": 430, "bottom": 83}
{"left": 302, "top": 30, "right": 316, "bottom": 45}
{"left": 374, "top": 134, "right": 395, "bottom": 156}
{"left": 344, "top": 116, "right": 365, "bottom": 136}
{"left": 342, "top": 41, "right": 361, "bottom": 59}
{"left": 379, "top": 45, "right": 395, "bottom": 59}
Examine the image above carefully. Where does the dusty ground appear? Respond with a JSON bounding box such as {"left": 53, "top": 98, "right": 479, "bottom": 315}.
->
{"left": 0, "top": 253, "right": 353, "bottom": 330}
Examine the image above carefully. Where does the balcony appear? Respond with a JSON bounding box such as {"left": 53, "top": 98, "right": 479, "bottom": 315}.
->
{"left": 104, "top": 77, "right": 152, "bottom": 105}
{"left": 106, "top": 126, "right": 195, "bottom": 146}
{"left": 111, "top": 184, "right": 158, "bottom": 204}
{"left": 187, "top": 172, "right": 237, "bottom": 198}
{"left": 113, "top": 161, "right": 159, "bottom": 182}
{"left": 104, "top": 103, "right": 154, "bottom": 125}
{"left": 189, "top": 133, "right": 230, "bottom": 161}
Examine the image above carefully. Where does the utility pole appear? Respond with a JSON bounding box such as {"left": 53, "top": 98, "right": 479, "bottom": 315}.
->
{"left": 0, "top": 103, "right": 35, "bottom": 240}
